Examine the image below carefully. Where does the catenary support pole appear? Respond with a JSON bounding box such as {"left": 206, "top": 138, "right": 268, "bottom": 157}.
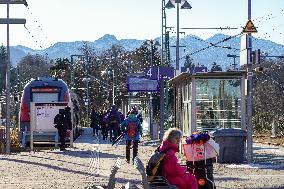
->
{"left": 176, "top": 2, "right": 180, "bottom": 73}
{"left": 112, "top": 70, "right": 115, "bottom": 105}
{"left": 5, "top": 0, "right": 11, "bottom": 154}
{"left": 159, "top": 78, "right": 165, "bottom": 140}
{"left": 149, "top": 42, "right": 154, "bottom": 139}
{"left": 247, "top": 0, "right": 253, "bottom": 163}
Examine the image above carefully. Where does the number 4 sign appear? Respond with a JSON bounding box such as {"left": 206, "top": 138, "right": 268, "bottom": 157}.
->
{"left": 145, "top": 67, "right": 174, "bottom": 80}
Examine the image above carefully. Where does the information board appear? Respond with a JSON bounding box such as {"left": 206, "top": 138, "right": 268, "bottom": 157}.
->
{"left": 127, "top": 77, "right": 159, "bottom": 92}
{"left": 31, "top": 102, "right": 69, "bottom": 132}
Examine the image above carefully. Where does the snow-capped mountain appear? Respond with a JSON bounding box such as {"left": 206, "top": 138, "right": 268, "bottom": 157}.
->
{"left": 10, "top": 33, "right": 284, "bottom": 69}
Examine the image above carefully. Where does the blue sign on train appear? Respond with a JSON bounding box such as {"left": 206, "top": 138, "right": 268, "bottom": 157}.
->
{"left": 181, "top": 66, "right": 208, "bottom": 74}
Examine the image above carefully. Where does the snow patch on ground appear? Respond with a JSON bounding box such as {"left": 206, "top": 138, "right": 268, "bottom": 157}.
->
{"left": 226, "top": 163, "right": 284, "bottom": 169}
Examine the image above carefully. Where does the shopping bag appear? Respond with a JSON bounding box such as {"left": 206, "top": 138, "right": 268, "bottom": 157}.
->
{"left": 183, "top": 139, "right": 219, "bottom": 161}
{"left": 183, "top": 143, "right": 205, "bottom": 161}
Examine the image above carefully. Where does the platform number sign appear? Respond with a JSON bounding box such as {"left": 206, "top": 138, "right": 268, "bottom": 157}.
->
{"left": 146, "top": 67, "right": 153, "bottom": 78}
{"left": 145, "top": 67, "right": 174, "bottom": 80}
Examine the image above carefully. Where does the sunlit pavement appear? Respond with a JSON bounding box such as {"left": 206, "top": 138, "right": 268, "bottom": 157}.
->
{"left": 1, "top": 128, "right": 284, "bottom": 188}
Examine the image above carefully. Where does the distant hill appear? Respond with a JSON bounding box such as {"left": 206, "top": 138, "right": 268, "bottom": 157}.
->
{"left": 10, "top": 33, "right": 284, "bottom": 69}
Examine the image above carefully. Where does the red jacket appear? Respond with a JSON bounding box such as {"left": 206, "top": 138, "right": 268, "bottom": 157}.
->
{"left": 159, "top": 140, "right": 198, "bottom": 189}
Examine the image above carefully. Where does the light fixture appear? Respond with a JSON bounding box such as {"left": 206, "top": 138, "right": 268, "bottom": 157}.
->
{"left": 165, "top": 0, "right": 192, "bottom": 72}
{"left": 165, "top": 0, "right": 175, "bottom": 9}
{"left": 181, "top": 1, "right": 192, "bottom": 9}
{"left": 166, "top": 0, "right": 192, "bottom": 9}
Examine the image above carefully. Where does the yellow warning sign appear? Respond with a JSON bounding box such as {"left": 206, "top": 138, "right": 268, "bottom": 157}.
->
{"left": 243, "top": 20, "right": 257, "bottom": 33}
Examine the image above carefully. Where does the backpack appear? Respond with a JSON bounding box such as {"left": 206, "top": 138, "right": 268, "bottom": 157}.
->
{"left": 146, "top": 147, "right": 170, "bottom": 177}
{"left": 127, "top": 121, "right": 137, "bottom": 137}
{"left": 109, "top": 113, "right": 118, "bottom": 124}
{"left": 54, "top": 114, "right": 63, "bottom": 128}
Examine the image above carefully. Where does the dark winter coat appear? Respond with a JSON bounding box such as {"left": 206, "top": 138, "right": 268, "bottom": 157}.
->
{"left": 64, "top": 110, "right": 72, "bottom": 130}
{"left": 91, "top": 110, "right": 100, "bottom": 129}
{"left": 54, "top": 112, "right": 70, "bottom": 131}
{"left": 106, "top": 110, "right": 121, "bottom": 125}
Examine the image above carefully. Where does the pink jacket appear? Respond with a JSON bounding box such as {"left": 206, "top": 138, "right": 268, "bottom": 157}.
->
{"left": 159, "top": 140, "right": 198, "bottom": 189}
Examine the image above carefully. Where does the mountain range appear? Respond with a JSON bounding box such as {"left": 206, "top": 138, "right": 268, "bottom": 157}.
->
{"left": 10, "top": 33, "right": 284, "bottom": 69}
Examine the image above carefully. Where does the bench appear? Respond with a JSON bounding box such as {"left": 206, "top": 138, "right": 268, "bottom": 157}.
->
{"left": 22, "top": 130, "right": 59, "bottom": 147}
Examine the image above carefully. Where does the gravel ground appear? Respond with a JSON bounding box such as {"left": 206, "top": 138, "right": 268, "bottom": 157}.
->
{"left": 0, "top": 128, "right": 284, "bottom": 189}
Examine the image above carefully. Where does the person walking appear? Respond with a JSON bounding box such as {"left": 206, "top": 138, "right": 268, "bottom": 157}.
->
{"left": 100, "top": 109, "right": 108, "bottom": 140}
{"left": 106, "top": 105, "right": 121, "bottom": 142}
{"left": 158, "top": 128, "right": 198, "bottom": 189}
{"left": 91, "top": 107, "right": 100, "bottom": 137}
{"left": 127, "top": 106, "right": 143, "bottom": 124}
{"left": 120, "top": 108, "right": 142, "bottom": 164}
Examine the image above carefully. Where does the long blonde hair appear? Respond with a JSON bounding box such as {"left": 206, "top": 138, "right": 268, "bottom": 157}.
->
{"left": 163, "top": 128, "right": 182, "bottom": 142}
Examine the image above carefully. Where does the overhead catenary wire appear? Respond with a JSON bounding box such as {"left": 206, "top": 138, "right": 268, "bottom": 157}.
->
{"left": 168, "top": 8, "right": 284, "bottom": 59}
{"left": 21, "top": 5, "right": 53, "bottom": 49}
{"left": 23, "top": 24, "right": 43, "bottom": 49}
{"left": 182, "top": 32, "right": 243, "bottom": 57}
{"left": 163, "top": 10, "right": 283, "bottom": 70}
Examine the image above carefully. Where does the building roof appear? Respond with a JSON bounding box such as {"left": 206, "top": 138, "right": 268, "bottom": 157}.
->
{"left": 169, "top": 70, "right": 246, "bottom": 85}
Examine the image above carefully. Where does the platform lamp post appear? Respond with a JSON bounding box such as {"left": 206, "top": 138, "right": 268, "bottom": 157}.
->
{"left": 227, "top": 54, "right": 238, "bottom": 70}
{"left": 143, "top": 40, "right": 161, "bottom": 139}
{"left": 100, "top": 69, "right": 110, "bottom": 108}
{"left": 0, "top": 0, "right": 27, "bottom": 154}
{"left": 111, "top": 70, "right": 115, "bottom": 105}
{"left": 82, "top": 78, "right": 91, "bottom": 127}
{"left": 165, "top": 0, "right": 192, "bottom": 75}
{"left": 70, "top": 54, "right": 85, "bottom": 93}
{"left": 103, "top": 69, "right": 115, "bottom": 107}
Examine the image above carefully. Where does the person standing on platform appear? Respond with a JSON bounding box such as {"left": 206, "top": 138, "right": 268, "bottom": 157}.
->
{"left": 54, "top": 108, "right": 68, "bottom": 151}
{"left": 64, "top": 106, "right": 72, "bottom": 130}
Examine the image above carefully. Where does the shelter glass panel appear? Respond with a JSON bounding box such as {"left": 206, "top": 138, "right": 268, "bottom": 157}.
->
{"left": 196, "top": 78, "right": 241, "bottom": 131}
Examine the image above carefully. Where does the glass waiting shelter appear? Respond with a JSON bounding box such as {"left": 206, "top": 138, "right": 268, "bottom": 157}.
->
{"left": 169, "top": 71, "right": 246, "bottom": 135}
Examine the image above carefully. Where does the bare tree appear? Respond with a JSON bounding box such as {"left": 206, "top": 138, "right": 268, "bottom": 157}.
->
{"left": 17, "top": 54, "right": 50, "bottom": 86}
{"left": 253, "top": 60, "right": 284, "bottom": 135}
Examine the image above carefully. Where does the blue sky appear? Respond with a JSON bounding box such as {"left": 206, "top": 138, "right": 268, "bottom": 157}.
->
{"left": 0, "top": 0, "right": 283, "bottom": 49}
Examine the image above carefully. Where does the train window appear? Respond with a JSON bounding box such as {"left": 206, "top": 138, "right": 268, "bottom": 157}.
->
{"left": 32, "top": 93, "right": 59, "bottom": 102}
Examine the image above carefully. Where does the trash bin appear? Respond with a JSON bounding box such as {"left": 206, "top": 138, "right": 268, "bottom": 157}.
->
{"left": 211, "top": 128, "right": 247, "bottom": 163}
